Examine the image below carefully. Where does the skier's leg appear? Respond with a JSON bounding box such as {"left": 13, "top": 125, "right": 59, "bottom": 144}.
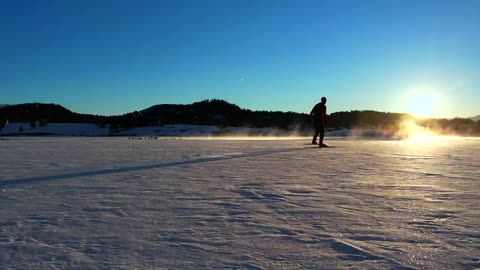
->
{"left": 312, "top": 124, "right": 320, "bottom": 144}
{"left": 319, "top": 125, "right": 327, "bottom": 147}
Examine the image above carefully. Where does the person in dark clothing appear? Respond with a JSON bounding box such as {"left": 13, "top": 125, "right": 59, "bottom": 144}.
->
{"left": 310, "top": 97, "right": 328, "bottom": 147}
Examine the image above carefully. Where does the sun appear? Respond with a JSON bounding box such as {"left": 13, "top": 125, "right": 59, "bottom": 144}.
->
{"left": 407, "top": 93, "right": 435, "bottom": 117}
{"left": 403, "top": 87, "right": 442, "bottom": 117}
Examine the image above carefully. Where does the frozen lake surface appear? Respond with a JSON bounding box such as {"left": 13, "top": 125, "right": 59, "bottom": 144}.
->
{"left": 1, "top": 137, "right": 479, "bottom": 269}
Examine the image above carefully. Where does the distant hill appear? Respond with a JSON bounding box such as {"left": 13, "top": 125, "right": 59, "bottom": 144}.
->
{"left": 142, "top": 99, "right": 244, "bottom": 126}
{"left": 142, "top": 99, "right": 310, "bottom": 129}
{"left": 470, "top": 115, "right": 480, "bottom": 122}
{"left": 0, "top": 104, "right": 9, "bottom": 108}
{"left": 0, "top": 103, "right": 108, "bottom": 123}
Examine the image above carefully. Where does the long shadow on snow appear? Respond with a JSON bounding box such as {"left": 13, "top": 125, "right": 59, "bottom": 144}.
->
{"left": 1, "top": 147, "right": 311, "bottom": 187}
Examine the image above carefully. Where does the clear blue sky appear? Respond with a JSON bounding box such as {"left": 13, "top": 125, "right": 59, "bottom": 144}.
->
{"left": 1, "top": 0, "right": 479, "bottom": 117}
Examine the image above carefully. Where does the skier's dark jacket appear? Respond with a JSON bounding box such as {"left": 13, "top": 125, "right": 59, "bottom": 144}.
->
{"left": 310, "top": 103, "right": 327, "bottom": 124}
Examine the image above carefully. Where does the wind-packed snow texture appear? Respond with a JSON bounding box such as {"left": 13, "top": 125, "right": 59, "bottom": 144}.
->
{"left": 1, "top": 137, "right": 479, "bottom": 269}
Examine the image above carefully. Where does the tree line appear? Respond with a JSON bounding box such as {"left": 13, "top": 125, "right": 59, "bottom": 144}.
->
{"left": 1, "top": 100, "right": 479, "bottom": 135}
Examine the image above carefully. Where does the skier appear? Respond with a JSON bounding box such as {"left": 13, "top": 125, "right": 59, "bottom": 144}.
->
{"left": 310, "top": 97, "right": 328, "bottom": 147}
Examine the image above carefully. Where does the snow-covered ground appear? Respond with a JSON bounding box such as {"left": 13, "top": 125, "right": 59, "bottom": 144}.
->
{"left": 0, "top": 137, "right": 479, "bottom": 269}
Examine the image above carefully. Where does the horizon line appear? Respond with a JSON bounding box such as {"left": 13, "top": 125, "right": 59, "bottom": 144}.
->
{"left": 1, "top": 101, "right": 477, "bottom": 120}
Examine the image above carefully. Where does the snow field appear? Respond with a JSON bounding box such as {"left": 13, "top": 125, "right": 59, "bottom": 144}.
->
{"left": 0, "top": 137, "right": 479, "bottom": 269}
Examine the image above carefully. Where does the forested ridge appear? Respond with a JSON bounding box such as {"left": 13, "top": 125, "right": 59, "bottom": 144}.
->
{"left": 1, "top": 100, "right": 479, "bottom": 135}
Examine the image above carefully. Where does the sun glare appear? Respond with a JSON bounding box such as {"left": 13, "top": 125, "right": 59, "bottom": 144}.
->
{"left": 407, "top": 94, "right": 434, "bottom": 117}
{"left": 398, "top": 120, "right": 462, "bottom": 142}
{"left": 401, "top": 85, "right": 445, "bottom": 118}
{"left": 400, "top": 120, "right": 437, "bottom": 140}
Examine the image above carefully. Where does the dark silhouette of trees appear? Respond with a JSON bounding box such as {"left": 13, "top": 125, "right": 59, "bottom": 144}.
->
{"left": 327, "top": 110, "right": 407, "bottom": 129}
{"left": 417, "top": 117, "right": 480, "bottom": 136}
{"left": 0, "top": 116, "right": 6, "bottom": 131}
{"left": 0, "top": 103, "right": 106, "bottom": 123}
{"left": 1, "top": 101, "right": 479, "bottom": 136}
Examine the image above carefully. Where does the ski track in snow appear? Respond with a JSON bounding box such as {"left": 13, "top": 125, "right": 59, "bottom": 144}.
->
{"left": 0, "top": 137, "right": 479, "bottom": 269}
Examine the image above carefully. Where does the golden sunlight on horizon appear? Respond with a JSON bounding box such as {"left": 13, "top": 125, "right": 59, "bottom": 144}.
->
{"left": 398, "top": 120, "right": 462, "bottom": 142}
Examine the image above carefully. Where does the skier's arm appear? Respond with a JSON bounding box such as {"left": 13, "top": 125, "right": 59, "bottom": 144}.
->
{"left": 310, "top": 105, "right": 317, "bottom": 118}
